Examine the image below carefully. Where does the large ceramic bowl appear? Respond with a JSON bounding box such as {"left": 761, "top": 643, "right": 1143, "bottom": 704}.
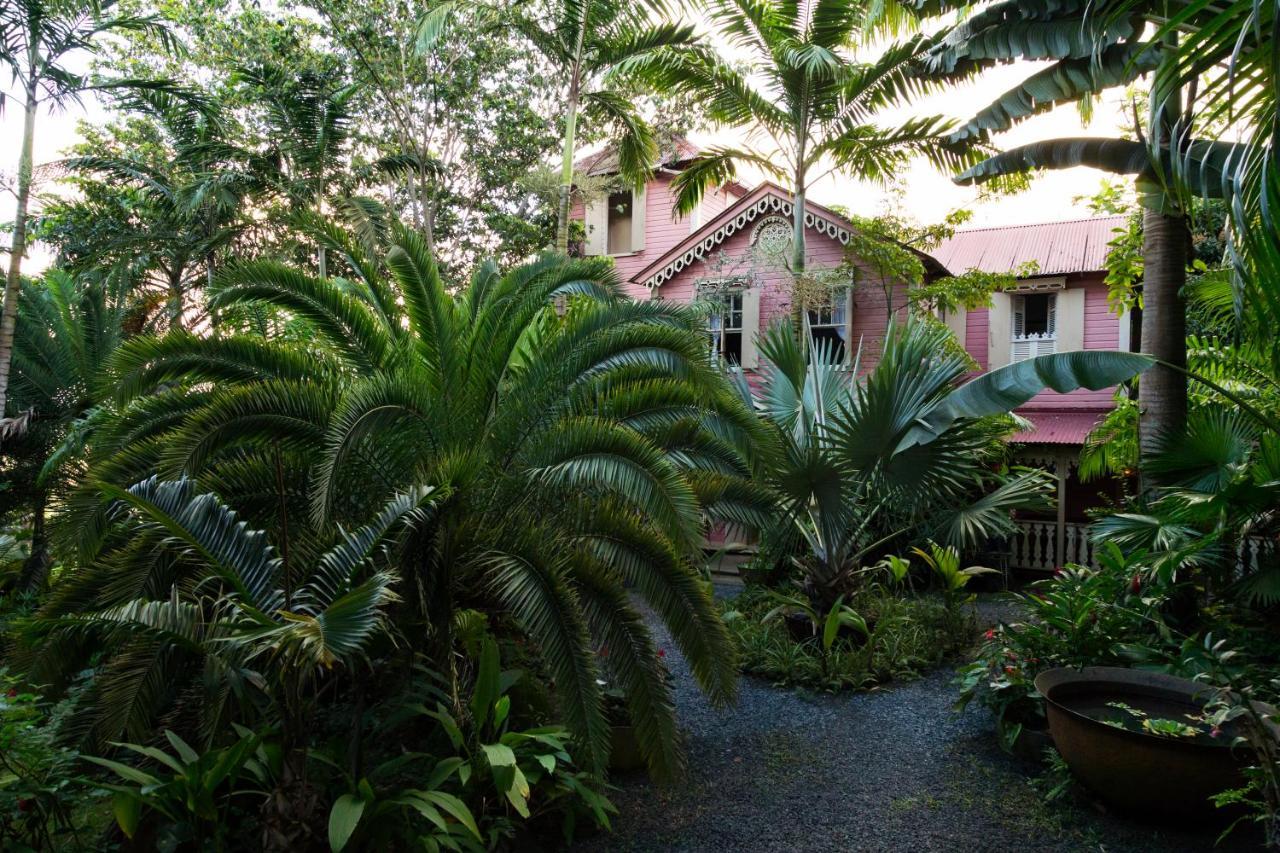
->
{"left": 1034, "top": 666, "right": 1255, "bottom": 820}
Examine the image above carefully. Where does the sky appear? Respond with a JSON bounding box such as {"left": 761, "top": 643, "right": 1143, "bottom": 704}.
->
{"left": 1, "top": 35, "right": 1135, "bottom": 275}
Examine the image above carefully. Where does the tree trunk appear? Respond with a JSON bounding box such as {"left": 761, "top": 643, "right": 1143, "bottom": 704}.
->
{"left": 789, "top": 149, "right": 808, "bottom": 343}
{"left": 555, "top": 7, "right": 589, "bottom": 255}
{"left": 0, "top": 90, "right": 39, "bottom": 418}
{"left": 555, "top": 61, "right": 584, "bottom": 254}
{"left": 1137, "top": 207, "right": 1188, "bottom": 461}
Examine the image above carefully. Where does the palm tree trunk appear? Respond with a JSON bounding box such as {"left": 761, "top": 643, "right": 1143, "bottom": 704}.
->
{"left": 0, "top": 89, "right": 38, "bottom": 418}
{"left": 1137, "top": 207, "right": 1188, "bottom": 460}
{"left": 555, "top": 8, "right": 590, "bottom": 255}
{"left": 555, "top": 60, "right": 584, "bottom": 254}
{"left": 789, "top": 149, "right": 808, "bottom": 342}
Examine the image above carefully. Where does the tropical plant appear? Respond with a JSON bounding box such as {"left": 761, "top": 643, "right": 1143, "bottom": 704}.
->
{"left": 920, "top": 0, "right": 1250, "bottom": 457}
{"left": 50, "top": 219, "right": 769, "bottom": 780}
{"left": 50, "top": 91, "right": 268, "bottom": 328}
{"left": 910, "top": 542, "right": 997, "bottom": 611}
{"left": 0, "top": 0, "right": 176, "bottom": 420}
{"left": 955, "top": 545, "right": 1175, "bottom": 750}
{"left": 625, "top": 0, "right": 981, "bottom": 332}
{"left": 731, "top": 319, "right": 1138, "bottom": 611}
{"left": 85, "top": 727, "right": 270, "bottom": 850}
{"left": 1, "top": 269, "right": 129, "bottom": 588}
{"left": 418, "top": 0, "right": 697, "bottom": 253}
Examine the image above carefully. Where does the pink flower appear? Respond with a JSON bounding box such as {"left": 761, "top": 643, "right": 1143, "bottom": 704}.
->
{"left": 1004, "top": 665, "right": 1018, "bottom": 676}
{"left": 983, "top": 629, "right": 996, "bottom": 641}
{"left": 1211, "top": 727, "right": 1223, "bottom": 739}
{"left": 1130, "top": 574, "right": 1142, "bottom": 595}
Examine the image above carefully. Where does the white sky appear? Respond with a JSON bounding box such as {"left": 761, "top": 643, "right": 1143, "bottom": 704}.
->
{"left": 1, "top": 40, "right": 1133, "bottom": 275}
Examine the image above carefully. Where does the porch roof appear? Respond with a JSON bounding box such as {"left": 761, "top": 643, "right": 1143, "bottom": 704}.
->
{"left": 1012, "top": 410, "right": 1106, "bottom": 444}
{"left": 932, "top": 215, "right": 1128, "bottom": 276}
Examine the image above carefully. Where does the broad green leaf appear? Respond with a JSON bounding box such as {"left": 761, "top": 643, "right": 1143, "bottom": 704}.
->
{"left": 470, "top": 636, "right": 500, "bottom": 732}
{"left": 112, "top": 792, "right": 142, "bottom": 838}
{"left": 903, "top": 350, "right": 1153, "bottom": 448}
{"left": 481, "top": 742, "right": 517, "bottom": 767}
{"left": 417, "top": 790, "right": 482, "bottom": 840}
{"left": 328, "top": 794, "right": 367, "bottom": 852}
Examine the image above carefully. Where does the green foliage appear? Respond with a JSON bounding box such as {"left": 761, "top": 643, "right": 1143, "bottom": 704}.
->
{"left": 741, "top": 319, "right": 1052, "bottom": 613}
{"left": 724, "top": 584, "right": 975, "bottom": 693}
{"left": 910, "top": 542, "right": 998, "bottom": 611}
{"left": 955, "top": 545, "right": 1176, "bottom": 746}
{"left": 0, "top": 670, "right": 93, "bottom": 852}
{"left": 85, "top": 728, "right": 269, "bottom": 849}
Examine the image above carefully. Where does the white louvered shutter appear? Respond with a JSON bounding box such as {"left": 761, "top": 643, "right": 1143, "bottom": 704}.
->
{"left": 583, "top": 198, "right": 608, "bottom": 255}
{"left": 1046, "top": 294, "right": 1058, "bottom": 336}
{"left": 1011, "top": 296, "right": 1029, "bottom": 362}
{"left": 630, "top": 185, "right": 646, "bottom": 252}
{"left": 740, "top": 287, "right": 761, "bottom": 369}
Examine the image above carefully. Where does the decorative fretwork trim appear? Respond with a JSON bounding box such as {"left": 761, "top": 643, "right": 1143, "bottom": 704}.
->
{"left": 1007, "top": 276, "right": 1067, "bottom": 293}
{"left": 641, "top": 193, "right": 854, "bottom": 289}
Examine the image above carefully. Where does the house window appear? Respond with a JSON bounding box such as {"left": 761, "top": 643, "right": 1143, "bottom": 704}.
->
{"left": 1012, "top": 292, "right": 1057, "bottom": 362}
{"left": 607, "top": 191, "right": 633, "bottom": 254}
{"left": 709, "top": 292, "right": 745, "bottom": 365}
{"left": 807, "top": 290, "right": 848, "bottom": 363}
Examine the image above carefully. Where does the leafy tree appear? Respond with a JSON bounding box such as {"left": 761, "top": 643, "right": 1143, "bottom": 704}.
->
{"left": 0, "top": 0, "right": 174, "bottom": 421}
{"left": 47, "top": 218, "right": 771, "bottom": 779}
{"left": 626, "top": 0, "right": 979, "bottom": 335}
{"left": 417, "top": 0, "right": 697, "bottom": 253}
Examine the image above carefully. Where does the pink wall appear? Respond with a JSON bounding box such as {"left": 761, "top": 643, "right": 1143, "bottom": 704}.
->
{"left": 965, "top": 273, "right": 1119, "bottom": 412}
{"left": 570, "top": 175, "right": 743, "bottom": 301}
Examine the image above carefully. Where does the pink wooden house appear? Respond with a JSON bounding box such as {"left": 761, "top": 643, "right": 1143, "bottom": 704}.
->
{"left": 571, "top": 143, "right": 1132, "bottom": 572}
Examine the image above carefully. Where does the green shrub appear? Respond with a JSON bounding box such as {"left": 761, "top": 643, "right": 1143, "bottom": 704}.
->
{"left": 723, "top": 585, "right": 975, "bottom": 692}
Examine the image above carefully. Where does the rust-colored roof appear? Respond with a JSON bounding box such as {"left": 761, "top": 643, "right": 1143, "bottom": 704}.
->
{"left": 931, "top": 215, "right": 1129, "bottom": 276}
{"left": 574, "top": 136, "right": 702, "bottom": 176}
{"left": 1012, "top": 410, "right": 1107, "bottom": 444}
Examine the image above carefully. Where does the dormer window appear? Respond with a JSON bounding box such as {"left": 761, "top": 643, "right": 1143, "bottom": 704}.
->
{"left": 583, "top": 186, "right": 646, "bottom": 256}
{"left": 607, "top": 191, "right": 633, "bottom": 254}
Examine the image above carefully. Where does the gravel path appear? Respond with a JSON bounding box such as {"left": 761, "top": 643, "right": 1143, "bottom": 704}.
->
{"left": 574, "top": 592, "right": 1261, "bottom": 853}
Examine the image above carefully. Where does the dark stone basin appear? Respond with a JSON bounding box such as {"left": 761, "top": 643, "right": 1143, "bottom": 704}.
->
{"left": 1034, "top": 666, "right": 1256, "bottom": 821}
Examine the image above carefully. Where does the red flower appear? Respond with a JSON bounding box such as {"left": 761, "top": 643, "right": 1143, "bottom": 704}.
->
{"left": 657, "top": 649, "right": 666, "bottom": 659}
{"left": 5, "top": 688, "right": 15, "bottom": 698}
{"left": 17, "top": 798, "right": 32, "bottom": 813}
{"left": 983, "top": 629, "right": 996, "bottom": 641}
{"left": 598, "top": 645, "right": 610, "bottom": 658}
{"left": 1130, "top": 574, "right": 1142, "bottom": 595}
{"left": 1004, "top": 665, "right": 1018, "bottom": 675}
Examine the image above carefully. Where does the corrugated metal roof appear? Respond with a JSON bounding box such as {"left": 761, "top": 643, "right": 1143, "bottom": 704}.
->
{"left": 931, "top": 215, "right": 1129, "bottom": 276}
{"left": 574, "top": 136, "right": 701, "bottom": 176}
{"left": 1012, "top": 411, "right": 1107, "bottom": 444}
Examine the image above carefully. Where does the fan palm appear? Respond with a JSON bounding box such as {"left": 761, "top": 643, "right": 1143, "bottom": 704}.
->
{"left": 624, "top": 0, "right": 979, "bottom": 332}
{"left": 738, "top": 320, "right": 1154, "bottom": 609}
{"left": 0, "top": 0, "right": 176, "bottom": 419}
{"left": 55, "top": 217, "right": 771, "bottom": 778}
{"left": 417, "top": 0, "right": 698, "bottom": 253}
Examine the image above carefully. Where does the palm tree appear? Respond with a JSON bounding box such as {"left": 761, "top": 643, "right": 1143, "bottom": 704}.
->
{"left": 736, "top": 320, "right": 1155, "bottom": 609}
{"left": 2, "top": 269, "right": 127, "bottom": 587}
{"left": 625, "top": 0, "right": 977, "bottom": 334}
{"left": 417, "top": 0, "right": 698, "bottom": 252}
{"left": 920, "top": 1, "right": 1247, "bottom": 459}
{"left": 55, "top": 91, "right": 266, "bottom": 329}
{"left": 0, "top": 0, "right": 174, "bottom": 420}
{"left": 58, "top": 217, "right": 771, "bottom": 779}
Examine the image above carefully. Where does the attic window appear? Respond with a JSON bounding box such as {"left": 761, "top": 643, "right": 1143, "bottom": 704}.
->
{"left": 607, "top": 191, "right": 633, "bottom": 254}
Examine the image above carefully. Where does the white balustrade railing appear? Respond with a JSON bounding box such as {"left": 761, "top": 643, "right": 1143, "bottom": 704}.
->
{"left": 1008, "top": 520, "right": 1100, "bottom": 571}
